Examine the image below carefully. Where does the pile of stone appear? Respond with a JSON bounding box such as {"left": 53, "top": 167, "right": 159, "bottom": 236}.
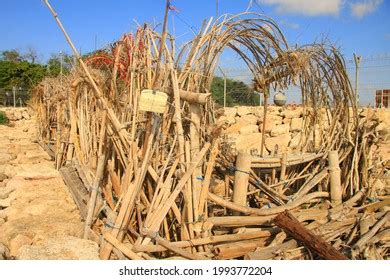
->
{"left": 218, "top": 106, "right": 390, "bottom": 156}
{"left": 1, "top": 108, "right": 31, "bottom": 122}
{"left": 218, "top": 106, "right": 307, "bottom": 155}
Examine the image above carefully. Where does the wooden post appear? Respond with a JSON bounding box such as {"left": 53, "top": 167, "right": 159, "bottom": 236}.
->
{"left": 274, "top": 211, "right": 348, "bottom": 260}
{"left": 280, "top": 152, "right": 287, "bottom": 181}
{"left": 232, "top": 152, "right": 251, "bottom": 215}
{"left": 328, "top": 150, "right": 342, "bottom": 205}
{"left": 260, "top": 88, "right": 268, "bottom": 157}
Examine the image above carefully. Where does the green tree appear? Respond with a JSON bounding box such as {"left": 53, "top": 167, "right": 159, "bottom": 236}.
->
{"left": 211, "top": 76, "right": 257, "bottom": 106}
{"left": 1, "top": 50, "right": 22, "bottom": 63}
{"left": 46, "top": 53, "right": 73, "bottom": 76}
{"left": 0, "top": 49, "right": 46, "bottom": 91}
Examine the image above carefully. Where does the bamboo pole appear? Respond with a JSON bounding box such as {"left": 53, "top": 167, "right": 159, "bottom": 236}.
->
{"left": 142, "top": 229, "right": 207, "bottom": 260}
{"left": 43, "top": 0, "right": 131, "bottom": 151}
{"left": 328, "top": 150, "right": 342, "bottom": 205}
{"left": 83, "top": 153, "right": 106, "bottom": 238}
{"left": 142, "top": 142, "right": 211, "bottom": 245}
{"left": 208, "top": 191, "right": 329, "bottom": 216}
{"left": 133, "top": 229, "right": 274, "bottom": 253}
{"left": 104, "top": 233, "right": 144, "bottom": 260}
{"left": 100, "top": 116, "right": 161, "bottom": 259}
{"left": 232, "top": 152, "right": 252, "bottom": 215}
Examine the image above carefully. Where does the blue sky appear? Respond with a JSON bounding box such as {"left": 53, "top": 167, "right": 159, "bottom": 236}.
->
{"left": 1, "top": 0, "right": 389, "bottom": 61}
{"left": 0, "top": 0, "right": 389, "bottom": 104}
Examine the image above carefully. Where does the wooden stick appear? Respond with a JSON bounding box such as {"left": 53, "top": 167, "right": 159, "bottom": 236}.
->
{"left": 280, "top": 152, "right": 287, "bottom": 181}
{"left": 83, "top": 153, "right": 106, "bottom": 238}
{"left": 232, "top": 152, "right": 252, "bottom": 215}
{"left": 143, "top": 142, "right": 211, "bottom": 244}
{"left": 208, "top": 191, "right": 329, "bottom": 216}
{"left": 274, "top": 210, "right": 348, "bottom": 260}
{"left": 198, "top": 139, "right": 219, "bottom": 215}
{"left": 100, "top": 116, "right": 161, "bottom": 259}
{"left": 328, "top": 150, "right": 342, "bottom": 205}
{"left": 353, "top": 212, "right": 390, "bottom": 252}
{"left": 142, "top": 229, "right": 207, "bottom": 260}
{"left": 133, "top": 229, "right": 275, "bottom": 253}
{"left": 103, "top": 233, "right": 144, "bottom": 260}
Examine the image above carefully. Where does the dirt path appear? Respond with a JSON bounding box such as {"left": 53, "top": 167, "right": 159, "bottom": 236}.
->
{"left": 0, "top": 108, "right": 99, "bottom": 259}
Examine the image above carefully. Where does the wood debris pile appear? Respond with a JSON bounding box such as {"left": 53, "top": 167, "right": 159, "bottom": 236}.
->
{"left": 33, "top": 4, "right": 389, "bottom": 260}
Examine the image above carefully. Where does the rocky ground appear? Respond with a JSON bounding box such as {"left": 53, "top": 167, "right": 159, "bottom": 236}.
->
{"left": 0, "top": 107, "right": 99, "bottom": 260}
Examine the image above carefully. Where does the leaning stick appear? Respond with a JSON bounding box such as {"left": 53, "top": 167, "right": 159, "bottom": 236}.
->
{"left": 198, "top": 139, "right": 219, "bottom": 215}
{"left": 142, "top": 142, "right": 211, "bottom": 244}
{"left": 43, "top": 0, "right": 130, "bottom": 150}
{"left": 142, "top": 229, "right": 207, "bottom": 260}
{"left": 274, "top": 211, "right": 348, "bottom": 260}
{"left": 83, "top": 153, "right": 106, "bottom": 238}
{"left": 353, "top": 212, "right": 390, "bottom": 252}
{"left": 208, "top": 191, "right": 329, "bottom": 216}
{"left": 104, "top": 233, "right": 144, "bottom": 260}
{"left": 134, "top": 229, "right": 275, "bottom": 253}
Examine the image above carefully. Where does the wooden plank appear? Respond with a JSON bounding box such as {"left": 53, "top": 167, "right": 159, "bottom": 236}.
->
{"left": 59, "top": 165, "right": 89, "bottom": 219}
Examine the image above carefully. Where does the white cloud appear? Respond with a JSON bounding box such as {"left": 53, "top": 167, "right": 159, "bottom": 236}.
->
{"left": 257, "top": 0, "right": 342, "bottom": 16}
{"left": 280, "top": 20, "right": 300, "bottom": 29}
{"left": 350, "top": 0, "right": 383, "bottom": 18}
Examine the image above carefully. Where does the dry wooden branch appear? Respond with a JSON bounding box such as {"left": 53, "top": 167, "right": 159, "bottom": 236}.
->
{"left": 274, "top": 211, "right": 348, "bottom": 260}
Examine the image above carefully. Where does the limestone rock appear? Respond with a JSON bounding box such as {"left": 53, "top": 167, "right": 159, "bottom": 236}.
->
{"left": 282, "top": 118, "right": 291, "bottom": 125}
{"left": 375, "top": 122, "right": 390, "bottom": 138}
{"left": 0, "top": 153, "right": 15, "bottom": 165}
{"left": 18, "top": 236, "right": 100, "bottom": 260}
{"left": 282, "top": 109, "right": 302, "bottom": 119}
{"left": 237, "top": 106, "right": 251, "bottom": 116}
{"left": 260, "top": 119, "right": 276, "bottom": 133}
{"left": 267, "top": 114, "right": 283, "bottom": 125}
{"left": 13, "top": 111, "right": 23, "bottom": 121}
{"left": 0, "top": 242, "right": 10, "bottom": 260}
{"left": 290, "top": 118, "right": 303, "bottom": 132}
{"left": 235, "top": 133, "right": 263, "bottom": 153}
{"left": 217, "top": 115, "right": 236, "bottom": 126}
{"left": 374, "top": 110, "right": 390, "bottom": 124}
{"left": 224, "top": 123, "right": 243, "bottom": 134}
{"left": 12, "top": 150, "right": 52, "bottom": 164}
{"left": 270, "top": 124, "right": 290, "bottom": 136}
{"left": 21, "top": 111, "right": 30, "bottom": 120}
{"left": 289, "top": 132, "right": 302, "bottom": 149}
{"left": 10, "top": 234, "right": 33, "bottom": 257}
{"left": 224, "top": 107, "right": 237, "bottom": 118}
{"left": 265, "top": 134, "right": 291, "bottom": 153}
{"left": 252, "top": 107, "right": 264, "bottom": 118}
{"left": 0, "top": 197, "right": 11, "bottom": 208}
{"left": 237, "top": 114, "right": 258, "bottom": 125}
{"left": 13, "top": 162, "right": 60, "bottom": 179}
{"left": 239, "top": 125, "right": 259, "bottom": 134}
{"left": 0, "top": 173, "right": 7, "bottom": 182}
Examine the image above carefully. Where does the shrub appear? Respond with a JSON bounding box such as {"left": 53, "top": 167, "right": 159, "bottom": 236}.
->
{"left": 0, "top": 111, "right": 8, "bottom": 125}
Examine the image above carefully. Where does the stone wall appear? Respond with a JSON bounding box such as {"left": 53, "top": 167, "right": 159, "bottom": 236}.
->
{"left": 217, "top": 106, "right": 390, "bottom": 156}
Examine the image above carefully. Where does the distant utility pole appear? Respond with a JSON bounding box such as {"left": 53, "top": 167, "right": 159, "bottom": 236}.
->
{"left": 59, "top": 51, "right": 63, "bottom": 76}
{"left": 353, "top": 53, "right": 362, "bottom": 107}
{"left": 12, "top": 86, "right": 16, "bottom": 108}
{"left": 218, "top": 66, "right": 227, "bottom": 108}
